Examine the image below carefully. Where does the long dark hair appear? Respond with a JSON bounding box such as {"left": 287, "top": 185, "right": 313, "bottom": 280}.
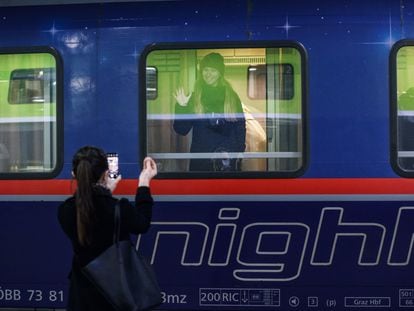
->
{"left": 72, "top": 146, "right": 108, "bottom": 246}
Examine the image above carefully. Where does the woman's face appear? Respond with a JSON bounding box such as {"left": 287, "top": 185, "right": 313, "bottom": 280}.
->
{"left": 202, "top": 67, "right": 220, "bottom": 86}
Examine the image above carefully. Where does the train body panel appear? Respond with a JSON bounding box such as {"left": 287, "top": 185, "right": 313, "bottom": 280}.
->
{"left": 0, "top": 0, "right": 414, "bottom": 310}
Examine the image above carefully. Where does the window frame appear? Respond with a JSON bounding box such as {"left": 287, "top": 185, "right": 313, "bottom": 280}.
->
{"left": 139, "top": 41, "right": 308, "bottom": 179}
{"left": 0, "top": 46, "right": 63, "bottom": 179}
{"left": 391, "top": 39, "right": 414, "bottom": 177}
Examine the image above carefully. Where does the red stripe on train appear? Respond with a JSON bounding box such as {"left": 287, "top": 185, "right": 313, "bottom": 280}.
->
{"left": 0, "top": 178, "right": 413, "bottom": 195}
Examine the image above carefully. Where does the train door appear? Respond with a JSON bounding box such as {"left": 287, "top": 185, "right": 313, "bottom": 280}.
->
{"left": 265, "top": 47, "right": 303, "bottom": 172}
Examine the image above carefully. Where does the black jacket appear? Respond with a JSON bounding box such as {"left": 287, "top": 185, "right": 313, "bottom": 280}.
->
{"left": 173, "top": 85, "right": 246, "bottom": 171}
{"left": 58, "top": 186, "right": 153, "bottom": 311}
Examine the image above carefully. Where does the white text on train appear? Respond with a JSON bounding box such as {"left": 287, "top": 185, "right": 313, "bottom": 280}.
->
{"left": 136, "top": 207, "right": 414, "bottom": 281}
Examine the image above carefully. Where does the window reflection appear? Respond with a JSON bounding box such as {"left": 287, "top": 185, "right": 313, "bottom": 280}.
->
{"left": 248, "top": 64, "right": 294, "bottom": 100}
{"left": 9, "top": 68, "right": 55, "bottom": 104}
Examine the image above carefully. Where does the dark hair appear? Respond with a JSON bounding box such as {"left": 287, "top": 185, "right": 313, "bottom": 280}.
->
{"left": 72, "top": 146, "right": 108, "bottom": 246}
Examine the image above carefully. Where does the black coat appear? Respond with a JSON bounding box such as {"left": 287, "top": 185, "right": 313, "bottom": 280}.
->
{"left": 173, "top": 85, "right": 246, "bottom": 171}
{"left": 58, "top": 186, "right": 153, "bottom": 311}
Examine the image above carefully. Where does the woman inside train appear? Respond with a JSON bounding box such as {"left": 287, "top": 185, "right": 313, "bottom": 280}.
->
{"left": 57, "top": 146, "right": 157, "bottom": 310}
{"left": 173, "top": 52, "right": 246, "bottom": 171}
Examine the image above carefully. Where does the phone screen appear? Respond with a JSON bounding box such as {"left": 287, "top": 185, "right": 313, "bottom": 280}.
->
{"left": 107, "top": 153, "right": 119, "bottom": 179}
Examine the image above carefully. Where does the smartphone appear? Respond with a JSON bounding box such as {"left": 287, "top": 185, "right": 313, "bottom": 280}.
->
{"left": 107, "top": 153, "right": 119, "bottom": 179}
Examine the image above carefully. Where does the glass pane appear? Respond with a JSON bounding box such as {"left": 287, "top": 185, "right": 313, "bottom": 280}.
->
{"left": 396, "top": 46, "right": 414, "bottom": 171}
{"left": 0, "top": 53, "right": 57, "bottom": 173}
{"left": 145, "top": 46, "right": 304, "bottom": 174}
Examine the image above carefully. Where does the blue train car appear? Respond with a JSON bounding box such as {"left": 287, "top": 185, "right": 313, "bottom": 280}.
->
{"left": 0, "top": 0, "right": 414, "bottom": 310}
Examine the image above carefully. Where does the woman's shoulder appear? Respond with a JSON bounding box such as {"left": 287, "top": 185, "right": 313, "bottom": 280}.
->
{"left": 59, "top": 196, "right": 75, "bottom": 208}
{"left": 94, "top": 191, "right": 118, "bottom": 210}
{"left": 57, "top": 196, "right": 76, "bottom": 223}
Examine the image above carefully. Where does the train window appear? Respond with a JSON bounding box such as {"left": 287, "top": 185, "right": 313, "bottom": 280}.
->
{"left": 8, "top": 68, "right": 55, "bottom": 104}
{"left": 0, "top": 49, "right": 62, "bottom": 178}
{"left": 391, "top": 41, "right": 414, "bottom": 176}
{"left": 146, "top": 66, "right": 157, "bottom": 100}
{"left": 142, "top": 43, "right": 307, "bottom": 177}
{"left": 248, "top": 64, "right": 294, "bottom": 100}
